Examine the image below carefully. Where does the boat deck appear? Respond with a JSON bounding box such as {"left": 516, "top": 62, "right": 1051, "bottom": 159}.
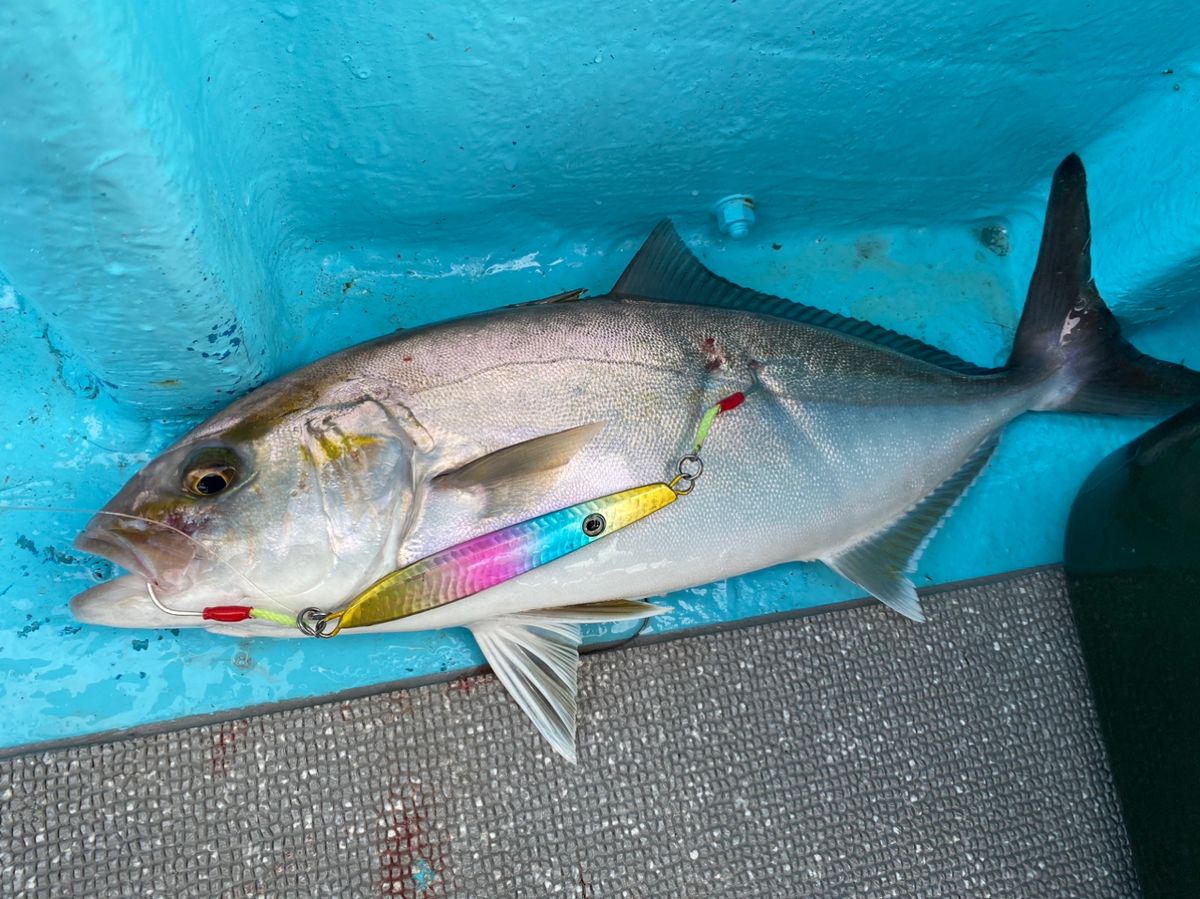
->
{"left": 2, "top": 568, "right": 1134, "bottom": 898}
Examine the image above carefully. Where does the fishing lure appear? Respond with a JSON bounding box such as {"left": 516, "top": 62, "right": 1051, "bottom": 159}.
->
{"left": 174, "top": 392, "right": 746, "bottom": 634}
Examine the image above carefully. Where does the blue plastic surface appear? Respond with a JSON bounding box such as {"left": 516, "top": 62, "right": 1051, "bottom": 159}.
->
{"left": 1, "top": 2, "right": 1199, "bottom": 749}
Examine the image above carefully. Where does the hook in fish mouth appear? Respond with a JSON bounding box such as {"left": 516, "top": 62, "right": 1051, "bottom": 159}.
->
{"left": 68, "top": 574, "right": 208, "bottom": 627}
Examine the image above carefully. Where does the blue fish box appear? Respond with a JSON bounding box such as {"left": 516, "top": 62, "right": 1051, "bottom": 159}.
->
{"left": 1, "top": 2, "right": 1198, "bottom": 751}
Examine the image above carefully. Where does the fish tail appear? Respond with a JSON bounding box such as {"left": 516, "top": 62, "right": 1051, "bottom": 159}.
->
{"left": 1009, "top": 153, "right": 1200, "bottom": 415}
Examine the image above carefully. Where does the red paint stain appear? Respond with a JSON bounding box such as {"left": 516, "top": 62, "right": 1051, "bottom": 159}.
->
{"left": 378, "top": 784, "right": 449, "bottom": 897}
{"left": 446, "top": 673, "right": 496, "bottom": 696}
{"left": 210, "top": 720, "right": 247, "bottom": 774}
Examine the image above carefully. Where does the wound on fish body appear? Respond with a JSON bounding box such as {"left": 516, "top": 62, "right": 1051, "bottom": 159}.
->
{"left": 701, "top": 335, "right": 725, "bottom": 372}
{"left": 69, "top": 155, "right": 1200, "bottom": 761}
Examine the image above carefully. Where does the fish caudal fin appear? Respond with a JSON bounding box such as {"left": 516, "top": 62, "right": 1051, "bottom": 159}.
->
{"left": 1010, "top": 154, "right": 1200, "bottom": 415}
{"left": 468, "top": 600, "right": 668, "bottom": 762}
{"left": 824, "top": 433, "right": 1000, "bottom": 621}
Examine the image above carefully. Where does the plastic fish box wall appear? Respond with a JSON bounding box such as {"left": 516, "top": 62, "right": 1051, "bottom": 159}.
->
{"left": 1, "top": 0, "right": 1199, "bottom": 750}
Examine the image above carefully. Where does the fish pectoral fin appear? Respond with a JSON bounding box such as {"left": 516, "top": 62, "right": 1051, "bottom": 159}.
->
{"left": 433, "top": 422, "right": 605, "bottom": 516}
{"left": 824, "top": 433, "right": 1000, "bottom": 622}
{"left": 468, "top": 601, "right": 667, "bottom": 763}
{"left": 536, "top": 599, "right": 671, "bottom": 622}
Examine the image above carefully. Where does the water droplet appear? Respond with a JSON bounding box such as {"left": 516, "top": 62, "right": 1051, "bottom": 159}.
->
{"left": 285, "top": 42, "right": 295, "bottom": 54}
{"left": 342, "top": 54, "right": 371, "bottom": 79}
{"left": 104, "top": 261, "right": 128, "bottom": 276}
{"left": 327, "top": 136, "right": 340, "bottom": 150}
{"left": 274, "top": 2, "right": 299, "bottom": 19}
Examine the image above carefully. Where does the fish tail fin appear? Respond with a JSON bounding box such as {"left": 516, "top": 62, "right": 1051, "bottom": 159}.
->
{"left": 1009, "top": 153, "right": 1200, "bottom": 415}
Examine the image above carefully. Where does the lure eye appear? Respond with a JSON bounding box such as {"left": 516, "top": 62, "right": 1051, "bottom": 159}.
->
{"left": 185, "top": 466, "right": 236, "bottom": 497}
{"left": 582, "top": 513, "right": 606, "bottom": 537}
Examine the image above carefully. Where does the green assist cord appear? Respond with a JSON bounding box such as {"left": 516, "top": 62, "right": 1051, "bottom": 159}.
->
{"left": 249, "top": 608, "right": 297, "bottom": 626}
{"left": 692, "top": 402, "right": 723, "bottom": 453}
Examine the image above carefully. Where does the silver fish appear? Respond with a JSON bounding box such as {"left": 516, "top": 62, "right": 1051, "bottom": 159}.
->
{"left": 71, "top": 155, "right": 1200, "bottom": 759}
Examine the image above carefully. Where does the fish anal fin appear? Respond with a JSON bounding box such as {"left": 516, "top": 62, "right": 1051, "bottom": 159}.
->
{"left": 824, "top": 433, "right": 1000, "bottom": 621}
{"left": 468, "top": 601, "right": 667, "bottom": 762}
{"left": 612, "top": 220, "right": 993, "bottom": 376}
{"left": 433, "top": 422, "right": 605, "bottom": 516}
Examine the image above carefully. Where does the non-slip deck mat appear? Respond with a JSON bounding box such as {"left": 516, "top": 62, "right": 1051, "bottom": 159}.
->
{"left": 1, "top": 568, "right": 1136, "bottom": 898}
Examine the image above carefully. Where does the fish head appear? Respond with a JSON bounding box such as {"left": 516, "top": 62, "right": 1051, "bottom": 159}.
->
{"left": 71, "top": 376, "right": 420, "bottom": 629}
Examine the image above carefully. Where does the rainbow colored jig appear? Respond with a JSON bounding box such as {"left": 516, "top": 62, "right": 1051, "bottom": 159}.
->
{"left": 313, "top": 481, "right": 681, "bottom": 636}
{"left": 190, "top": 392, "right": 746, "bottom": 634}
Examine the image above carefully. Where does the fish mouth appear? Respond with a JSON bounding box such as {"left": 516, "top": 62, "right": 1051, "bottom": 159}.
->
{"left": 73, "top": 519, "right": 198, "bottom": 592}
{"left": 69, "top": 574, "right": 202, "bottom": 627}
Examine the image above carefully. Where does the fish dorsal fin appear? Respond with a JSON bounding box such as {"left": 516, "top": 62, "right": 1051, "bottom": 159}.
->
{"left": 824, "top": 433, "right": 1000, "bottom": 621}
{"left": 613, "top": 220, "right": 993, "bottom": 376}
{"left": 469, "top": 601, "right": 667, "bottom": 762}
{"left": 433, "top": 422, "right": 604, "bottom": 516}
{"left": 507, "top": 287, "right": 589, "bottom": 308}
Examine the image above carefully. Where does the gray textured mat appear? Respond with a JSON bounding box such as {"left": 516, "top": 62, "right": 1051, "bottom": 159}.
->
{"left": 1, "top": 568, "right": 1136, "bottom": 898}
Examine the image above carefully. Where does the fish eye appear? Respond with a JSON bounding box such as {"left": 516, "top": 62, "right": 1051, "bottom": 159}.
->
{"left": 180, "top": 446, "right": 242, "bottom": 498}
{"left": 185, "top": 466, "right": 236, "bottom": 497}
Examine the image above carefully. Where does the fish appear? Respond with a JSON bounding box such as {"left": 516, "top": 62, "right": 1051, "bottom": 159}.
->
{"left": 71, "top": 155, "right": 1200, "bottom": 760}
